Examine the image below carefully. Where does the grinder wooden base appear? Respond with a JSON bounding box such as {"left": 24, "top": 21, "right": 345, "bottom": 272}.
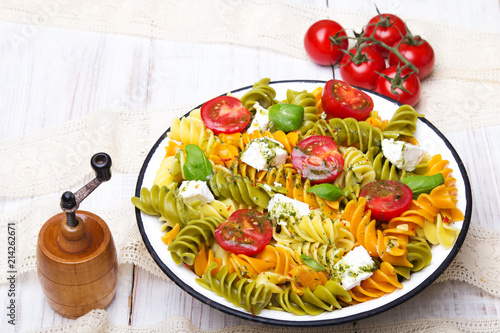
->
{"left": 37, "top": 211, "right": 118, "bottom": 319}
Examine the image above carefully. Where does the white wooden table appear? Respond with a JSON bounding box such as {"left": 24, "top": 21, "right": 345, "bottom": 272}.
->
{"left": 1, "top": 0, "right": 500, "bottom": 331}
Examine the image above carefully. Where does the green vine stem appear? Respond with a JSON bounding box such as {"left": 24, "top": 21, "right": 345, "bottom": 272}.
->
{"left": 330, "top": 23, "right": 419, "bottom": 74}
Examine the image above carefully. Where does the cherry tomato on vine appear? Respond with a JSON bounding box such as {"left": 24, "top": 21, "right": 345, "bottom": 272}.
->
{"left": 359, "top": 180, "right": 413, "bottom": 221}
{"left": 388, "top": 36, "right": 435, "bottom": 80}
{"left": 364, "top": 13, "right": 407, "bottom": 57}
{"left": 291, "top": 135, "right": 344, "bottom": 184}
{"left": 375, "top": 66, "right": 421, "bottom": 106}
{"left": 321, "top": 79, "right": 374, "bottom": 121}
{"left": 200, "top": 96, "right": 251, "bottom": 135}
{"left": 214, "top": 209, "right": 272, "bottom": 256}
{"left": 304, "top": 20, "right": 348, "bottom": 65}
{"left": 339, "top": 45, "right": 386, "bottom": 90}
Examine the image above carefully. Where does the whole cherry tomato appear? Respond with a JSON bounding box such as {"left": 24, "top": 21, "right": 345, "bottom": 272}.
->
{"left": 304, "top": 20, "right": 348, "bottom": 65}
{"left": 374, "top": 66, "right": 421, "bottom": 106}
{"left": 388, "top": 36, "right": 435, "bottom": 80}
{"left": 339, "top": 45, "right": 386, "bottom": 90}
{"left": 364, "top": 13, "right": 407, "bottom": 57}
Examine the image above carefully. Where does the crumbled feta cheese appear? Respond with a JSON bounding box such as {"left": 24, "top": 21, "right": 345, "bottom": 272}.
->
{"left": 263, "top": 184, "right": 272, "bottom": 192}
{"left": 178, "top": 180, "right": 214, "bottom": 205}
{"left": 381, "top": 138, "right": 426, "bottom": 172}
{"left": 268, "top": 194, "right": 311, "bottom": 225}
{"left": 240, "top": 137, "right": 288, "bottom": 171}
{"left": 247, "top": 102, "right": 270, "bottom": 133}
{"left": 334, "top": 246, "right": 376, "bottom": 290}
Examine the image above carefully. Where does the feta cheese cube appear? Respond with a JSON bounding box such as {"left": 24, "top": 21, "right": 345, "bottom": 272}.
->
{"left": 268, "top": 194, "right": 311, "bottom": 225}
{"left": 240, "top": 137, "right": 288, "bottom": 171}
{"left": 334, "top": 246, "right": 376, "bottom": 290}
{"left": 247, "top": 102, "right": 271, "bottom": 133}
{"left": 178, "top": 180, "right": 214, "bottom": 205}
{"left": 381, "top": 138, "right": 426, "bottom": 171}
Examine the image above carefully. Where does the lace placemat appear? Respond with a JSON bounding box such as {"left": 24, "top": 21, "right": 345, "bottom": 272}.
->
{"left": 27, "top": 310, "right": 500, "bottom": 333}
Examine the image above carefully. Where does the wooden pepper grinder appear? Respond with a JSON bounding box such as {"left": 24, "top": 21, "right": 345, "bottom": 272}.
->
{"left": 37, "top": 153, "right": 118, "bottom": 319}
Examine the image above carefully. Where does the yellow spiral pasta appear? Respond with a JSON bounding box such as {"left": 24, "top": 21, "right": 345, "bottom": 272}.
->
{"left": 168, "top": 109, "right": 220, "bottom": 156}
{"left": 274, "top": 210, "right": 354, "bottom": 249}
{"left": 289, "top": 242, "right": 344, "bottom": 274}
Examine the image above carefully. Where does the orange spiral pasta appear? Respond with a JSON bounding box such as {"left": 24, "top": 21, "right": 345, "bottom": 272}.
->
{"left": 365, "top": 111, "right": 388, "bottom": 130}
{"left": 342, "top": 198, "right": 413, "bottom": 268}
{"left": 343, "top": 262, "right": 403, "bottom": 304}
{"left": 427, "top": 154, "right": 458, "bottom": 201}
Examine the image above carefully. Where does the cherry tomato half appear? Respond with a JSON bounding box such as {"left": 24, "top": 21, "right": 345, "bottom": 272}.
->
{"left": 364, "top": 13, "right": 407, "bottom": 57}
{"left": 388, "top": 36, "right": 435, "bottom": 80}
{"left": 339, "top": 45, "right": 387, "bottom": 90}
{"left": 359, "top": 180, "right": 413, "bottom": 221}
{"left": 214, "top": 209, "right": 272, "bottom": 256}
{"left": 374, "top": 66, "right": 421, "bottom": 106}
{"left": 291, "top": 135, "right": 344, "bottom": 184}
{"left": 200, "top": 96, "right": 251, "bottom": 135}
{"left": 304, "top": 20, "right": 348, "bottom": 66}
{"left": 321, "top": 79, "right": 374, "bottom": 121}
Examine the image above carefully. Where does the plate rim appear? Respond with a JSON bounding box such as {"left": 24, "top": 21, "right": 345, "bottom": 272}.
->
{"left": 134, "top": 79, "right": 472, "bottom": 327}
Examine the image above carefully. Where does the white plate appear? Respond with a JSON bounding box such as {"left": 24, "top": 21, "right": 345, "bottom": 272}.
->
{"left": 135, "top": 80, "right": 472, "bottom": 326}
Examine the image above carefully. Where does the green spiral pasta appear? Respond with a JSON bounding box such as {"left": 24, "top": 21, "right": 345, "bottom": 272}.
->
{"left": 336, "top": 147, "right": 376, "bottom": 188}
{"left": 240, "top": 78, "right": 277, "bottom": 111}
{"left": 365, "top": 147, "right": 429, "bottom": 181}
{"left": 273, "top": 281, "right": 351, "bottom": 315}
{"left": 286, "top": 89, "right": 320, "bottom": 134}
{"left": 196, "top": 262, "right": 273, "bottom": 315}
{"left": 168, "top": 216, "right": 223, "bottom": 265}
{"left": 383, "top": 104, "right": 424, "bottom": 139}
{"left": 131, "top": 184, "right": 200, "bottom": 230}
{"left": 394, "top": 238, "right": 433, "bottom": 279}
{"left": 304, "top": 118, "right": 384, "bottom": 153}
{"left": 209, "top": 166, "right": 271, "bottom": 208}
{"left": 341, "top": 184, "right": 360, "bottom": 205}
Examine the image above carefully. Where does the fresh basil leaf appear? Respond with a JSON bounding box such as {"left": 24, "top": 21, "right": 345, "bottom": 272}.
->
{"left": 402, "top": 173, "right": 444, "bottom": 199}
{"left": 183, "top": 144, "right": 213, "bottom": 181}
{"left": 269, "top": 103, "right": 304, "bottom": 132}
{"left": 300, "top": 254, "right": 325, "bottom": 272}
{"left": 306, "top": 183, "right": 344, "bottom": 201}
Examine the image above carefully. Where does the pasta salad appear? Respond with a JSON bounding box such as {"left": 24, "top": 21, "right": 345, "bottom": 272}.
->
{"left": 132, "top": 78, "right": 464, "bottom": 317}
